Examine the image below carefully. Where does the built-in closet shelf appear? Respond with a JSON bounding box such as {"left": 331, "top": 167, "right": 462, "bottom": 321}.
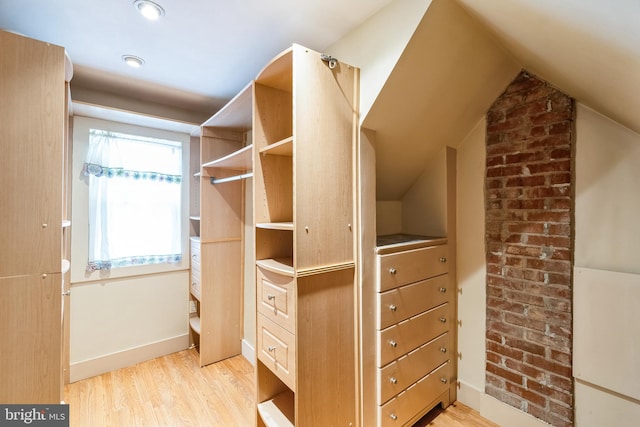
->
{"left": 201, "top": 82, "right": 253, "bottom": 129}
{"left": 190, "top": 236, "right": 201, "bottom": 243}
{"left": 189, "top": 216, "right": 201, "bottom": 221}
{"left": 62, "top": 220, "right": 71, "bottom": 228}
{"left": 257, "top": 390, "right": 295, "bottom": 427}
{"left": 189, "top": 316, "right": 201, "bottom": 335}
{"left": 256, "top": 258, "right": 294, "bottom": 276}
{"left": 202, "top": 144, "right": 253, "bottom": 172}
{"left": 259, "top": 137, "right": 293, "bottom": 156}
{"left": 194, "top": 172, "right": 201, "bottom": 178}
{"left": 256, "top": 222, "right": 294, "bottom": 231}
{"left": 191, "top": 288, "right": 201, "bottom": 302}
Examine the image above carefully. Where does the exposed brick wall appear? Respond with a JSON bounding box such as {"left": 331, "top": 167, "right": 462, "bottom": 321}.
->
{"left": 485, "top": 71, "right": 575, "bottom": 427}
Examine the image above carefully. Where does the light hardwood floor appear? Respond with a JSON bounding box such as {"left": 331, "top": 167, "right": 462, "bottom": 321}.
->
{"left": 64, "top": 348, "right": 497, "bottom": 427}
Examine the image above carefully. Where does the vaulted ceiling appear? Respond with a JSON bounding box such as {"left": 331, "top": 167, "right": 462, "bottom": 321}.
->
{"left": 1, "top": 0, "right": 637, "bottom": 200}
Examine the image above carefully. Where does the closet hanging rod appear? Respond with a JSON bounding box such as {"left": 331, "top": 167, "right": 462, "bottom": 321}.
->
{"left": 210, "top": 172, "right": 253, "bottom": 185}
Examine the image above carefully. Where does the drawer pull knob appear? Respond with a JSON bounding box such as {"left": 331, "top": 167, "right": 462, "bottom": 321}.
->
{"left": 390, "top": 413, "right": 398, "bottom": 421}
{"left": 440, "top": 257, "right": 447, "bottom": 263}
{"left": 440, "top": 317, "right": 447, "bottom": 323}
{"left": 439, "top": 287, "right": 447, "bottom": 293}
{"left": 440, "top": 347, "right": 447, "bottom": 353}
{"left": 389, "top": 304, "right": 397, "bottom": 312}
{"left": 389, "top": 340, "right": 398, "bottom": 348}
{"left": 267, "top": 346, "right": 276, "bottom": 352}
{"left": 440, "top": 377, "right": 448, "bottom": 384}
{"left": 390, "top": 377, "right": 398, "bottom": 384}
{"left": 267, "top": 294, "right": 275, "bottom": 301}
{"left": 389, "top": 268, "right": 397, "bottom": 275}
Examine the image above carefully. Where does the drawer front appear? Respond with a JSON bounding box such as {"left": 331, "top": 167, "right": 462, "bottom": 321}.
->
{"left": 378, "top": 304, "right": 450, "bottom": 367}
{"left": 378, "top": 245, "right": 449, "bottom": 292}
{"left": 257, "top": 314, "right": 296, "bottom": 391}
{"left": 191, "top": 240, "right": 201, "bottom": 268}
{"left": 191, "top": 273, "right": 201, "bottom": 301}
{"left": 378, "top": 274, "right": 449, "bottom": 330}
{"left": 378, "top": 333, "right": 451, "bottom": 404}
{"left": 257, "top": 267, "right": 295, "bottom": 333}
{"left": 379, "top": 362, "right": 451, "bottom": 427}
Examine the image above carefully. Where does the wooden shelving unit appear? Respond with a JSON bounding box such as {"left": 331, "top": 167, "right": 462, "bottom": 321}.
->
{"left": 254, "top": 44, "right": 360, "bottom": 427}
{"left": 190, "top": 83, "right": 253, "bottom": 367}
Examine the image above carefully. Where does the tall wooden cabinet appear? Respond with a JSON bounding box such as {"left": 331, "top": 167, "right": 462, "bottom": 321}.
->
{"left": 0, "top": 30, "right": 71, "bottom": 403}
{"left": 190, "top": 84, "right": 253, "bottom": 367}
{"left": 253, "top": 45, "right": 360, "bottom": 427}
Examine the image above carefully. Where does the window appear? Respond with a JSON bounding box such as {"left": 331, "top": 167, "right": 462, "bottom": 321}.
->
{"left": 83, "top": 128, "right": 183, "bottom": 271}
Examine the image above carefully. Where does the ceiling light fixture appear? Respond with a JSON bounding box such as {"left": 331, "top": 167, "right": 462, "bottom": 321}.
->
{"left": 122, "top": 55, "right": 145, "bottom": 68}
{"left": 133, "top": 0, "right": 165, "bottom": 20}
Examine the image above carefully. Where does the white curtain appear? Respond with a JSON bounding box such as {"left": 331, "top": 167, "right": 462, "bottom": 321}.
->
{"left": 83, "top": 129, "right": 182, "bottom": 271}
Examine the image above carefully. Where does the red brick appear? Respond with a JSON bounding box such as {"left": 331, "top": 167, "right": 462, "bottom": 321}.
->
{"left": 504, "top": 312, "right": 546, "bottom": 332}
{"left": 504, "top": 289, "right": 545, "bottom": 307}
{"left": 487, "top": 297, "right": 526, "bottom": 315}
{"left": 549, "top": 121, "right": 572, "bottom": 135}
{"left": 505, "top": 382, "right": 547, "bottom": 407}
{"left": 486, "top": 362, "right": 524, "bottom": 385}
{"left": 527, "top": 159, "right": 571, "bottom": 174}
{"left": 487, "top": 340, "right": 524, "bottom": 361}
{"left": 503, "top": 336, "right": 546, "bottom": 356}
{"left": 525, "top": 354, "right": 573, "bottom": 378}
{"left": 506, "top": 175, "right": 546, "bottom": 188}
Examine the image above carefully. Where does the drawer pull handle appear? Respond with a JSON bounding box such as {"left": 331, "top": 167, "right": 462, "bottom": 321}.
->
{"left": 440, "top": 257, "right": 447, "bottom": 263}
{"left": 389, "top": 340, "right": 398, "bottom": 348}
{"left": 439, "top": 287, "right": 447, "bottom": 293}
{"left": 267, "top": 346, "right": 276, "bottom": 352}
{"left": 389, "top": 268, "right": 397, "bottom": 275}
{"left": 440, "top": 317, "right": 447, "bottom": 323}
{"left": 389, "top": 304, "right": 397, "bottom": 312}
{"left": 267, "top": 294, "right": 275, "bottom": 301}
{"left": 390, "top": 413, "right": 398, "bottom": 421}
{"left": 390, "top": 377, "right": 398, "bottom": 384}
{"left": 440, "top": 347, "right": 447, "bottom": 353}
{"left": 440, "top": 377, "right": 448, "bottom": 384}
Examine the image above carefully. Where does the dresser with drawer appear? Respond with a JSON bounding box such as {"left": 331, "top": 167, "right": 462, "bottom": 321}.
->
{"left": 375, "top": 239, "right": 454, "bottom": 426}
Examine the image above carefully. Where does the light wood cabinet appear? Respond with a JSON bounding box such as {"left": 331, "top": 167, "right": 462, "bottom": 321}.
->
{"left": 0, "top": 30, "right": 71, "bottom": 403}
{"left": 254, "top": 45, "right": 360, "bottom": 427}
{"left": 373, "top": 240, "right": 454, "bottom": 426}
{"left": 190, "top": 84, "right": 253, "bottom": 366}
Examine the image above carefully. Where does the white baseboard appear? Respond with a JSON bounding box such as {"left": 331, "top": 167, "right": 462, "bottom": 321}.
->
{"left": 242, "top": 338, "right": 256, "bottom": 366}
{"left": 457, "top": 380, "right": 551, "bottom": 427}
{"left": 70, "top": 334, "right": 190, "bottom": 383}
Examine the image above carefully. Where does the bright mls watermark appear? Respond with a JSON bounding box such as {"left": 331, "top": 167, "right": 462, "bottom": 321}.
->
{"left": 0, "top": 405, "right": 69, "bottom": 426}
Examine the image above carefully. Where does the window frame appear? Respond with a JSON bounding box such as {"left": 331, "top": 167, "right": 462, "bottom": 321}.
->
{"left": 71, "top": 116, "right": 191, "bottom": 283}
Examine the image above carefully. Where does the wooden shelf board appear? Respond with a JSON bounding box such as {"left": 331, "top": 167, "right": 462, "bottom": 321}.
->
{"left": 191, "top": 289, "right": 201, "bottom": 302}
{"left": 256, "top": 222, "right": 294, "bottom": 231}
{"left": 257, "top": 390, "right": 295, "bottom": 427}
{"left": 189, "top": 316, "right": 201, "bottom": 335}
{"left": 256, "top": 258, "right": 294, "bottom": 277}
{"left": 255, "top": 47, "right": 293, "bottom": 92}
{"left": 190, "top": 236, "right": 201, "bottom": 243}
{"left": 259, "top": 136, "right": 293, "bottom": 156}
{"left": 189, "top": 216, "right": 201, "bottom": 221}
{"left": 201, "top": 83, "right": 253, "bottom": 129}
{"left": 202, "top": 144, "right": 253, "bottom": 171}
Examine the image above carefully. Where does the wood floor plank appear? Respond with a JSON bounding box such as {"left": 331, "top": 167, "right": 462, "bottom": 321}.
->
{"left": 64, "top": 348, "right": 495, "bottom": 427}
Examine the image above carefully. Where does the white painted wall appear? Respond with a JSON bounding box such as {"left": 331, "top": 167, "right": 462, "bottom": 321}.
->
{"left": 327, "top": 0, "right": 432, "bottom": 122}
{"left": 573, "top": 104, "right": 640, "bottom": 426}
{"left": 69, "top": 116, "right": 191, "bottom": 381}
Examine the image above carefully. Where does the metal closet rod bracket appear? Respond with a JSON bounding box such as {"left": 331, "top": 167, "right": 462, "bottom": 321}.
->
{"left": 320, "top": 53, "right": 338, "bottom": 69}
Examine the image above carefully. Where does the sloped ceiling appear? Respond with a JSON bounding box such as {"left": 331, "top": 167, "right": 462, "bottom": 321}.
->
{"left": 456, "top": 0, "right": 640, "bottom": 135}
{"left": 363, "top": 0, "right": 520, "bottom": 200}
{"left": 365, "top": 0, "right": 639, "bottom": 201}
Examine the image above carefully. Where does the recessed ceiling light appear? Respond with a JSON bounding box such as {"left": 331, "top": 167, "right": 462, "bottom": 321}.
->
{"left": 122, "top": 55, "right": 145, "bottom": 68}
{"left": 133, "top": 0, "right": 165, "bottom": 20}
